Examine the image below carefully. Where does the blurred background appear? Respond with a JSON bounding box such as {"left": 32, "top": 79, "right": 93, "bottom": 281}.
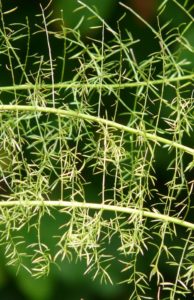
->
{"left": 0, "top": 0, "right": 193, "bottom": 299}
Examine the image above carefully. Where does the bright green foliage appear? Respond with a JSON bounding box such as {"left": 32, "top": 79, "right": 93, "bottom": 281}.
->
{"left": 0, "top": 1, "right": 194, "bottom": 299}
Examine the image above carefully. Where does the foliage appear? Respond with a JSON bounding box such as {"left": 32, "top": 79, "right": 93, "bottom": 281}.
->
{"left": 0, "top": 0, "right": 194, "bottom": 299}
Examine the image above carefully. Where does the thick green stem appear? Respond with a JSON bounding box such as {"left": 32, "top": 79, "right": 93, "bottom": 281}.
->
{"left": 0, "top": 104, "right": 194, "bottom": 156}
{"left": 0, "top": 74, "right": 193, "bottom": 92}
{"left": 2, "top": 200, "right": 194, "bottom": 230}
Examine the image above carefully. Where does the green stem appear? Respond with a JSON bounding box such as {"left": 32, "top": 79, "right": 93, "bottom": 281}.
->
{"left": 2, "top": 200, "right": 194, "bottom": 230}
{"left": 0, "top": 74, "right": 194, "bottom": 92}
{"left": 0, "top": 104, "right": 194, "bottom": 156}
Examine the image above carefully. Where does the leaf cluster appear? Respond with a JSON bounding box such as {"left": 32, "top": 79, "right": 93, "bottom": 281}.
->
{"left": 0, "top": 0, "right": 194, "bottom": 299}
